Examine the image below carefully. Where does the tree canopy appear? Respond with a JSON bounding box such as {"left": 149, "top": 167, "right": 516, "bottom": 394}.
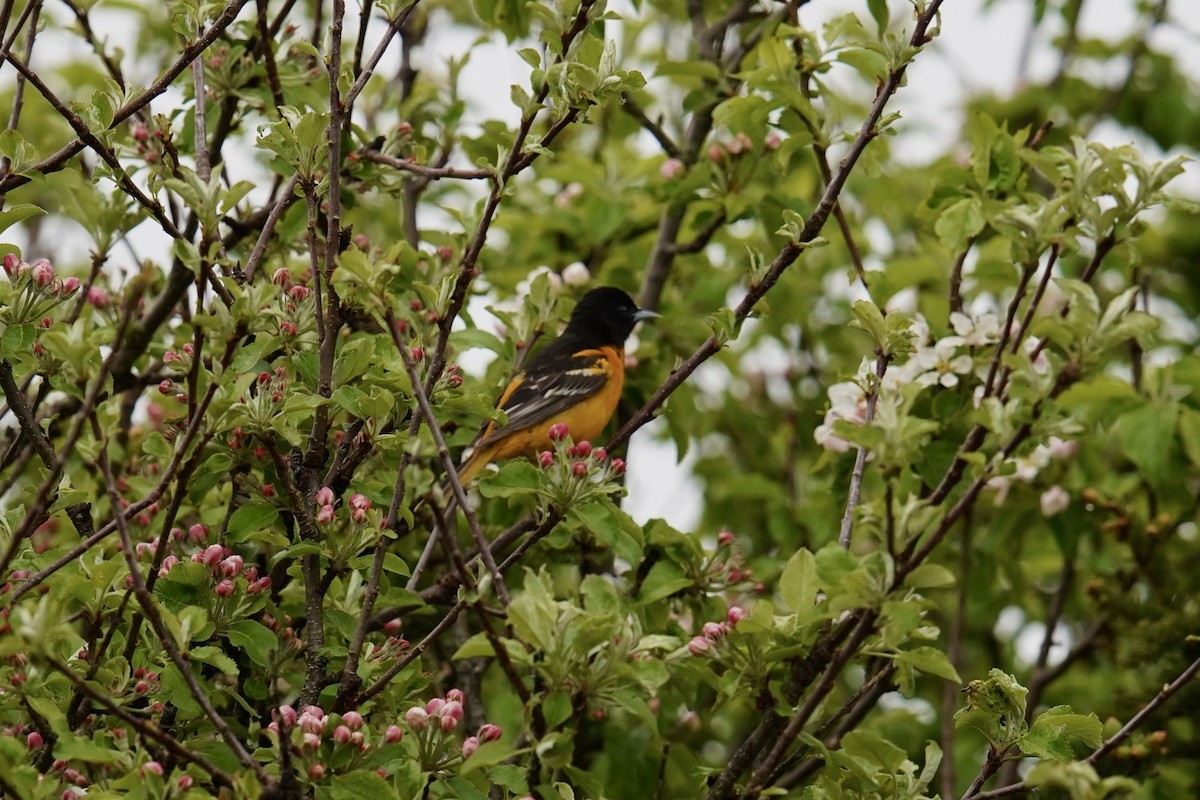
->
{"left": 1, "top": 1, "right": 1198, "bottom": 798}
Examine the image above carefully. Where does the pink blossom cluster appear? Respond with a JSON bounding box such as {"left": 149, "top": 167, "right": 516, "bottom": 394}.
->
{"left": 404, "top": 689, "right": 503, "bottom": 761}
{"left": 153, "top": 533, "right": 271, "bottom": 595}
{"left": 538, "top": 423, "right": 626, "bottom": 478}
{"left": 270, "top": 268, "right": 313, "bottom": 337}
{"left": 688, "top": 605, "right": 748, "bottom": 657}
{"left": 3, "top": 254, "right": 81, "bottom": 297}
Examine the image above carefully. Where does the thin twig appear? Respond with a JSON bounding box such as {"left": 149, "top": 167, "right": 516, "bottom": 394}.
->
{"left": 838, "top": 353, "right": 888, "bottom": 548}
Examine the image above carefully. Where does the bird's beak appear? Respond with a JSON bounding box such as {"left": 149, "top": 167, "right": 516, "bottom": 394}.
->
{"left": 633, "top": 308, "right": 661, "bottom": 322}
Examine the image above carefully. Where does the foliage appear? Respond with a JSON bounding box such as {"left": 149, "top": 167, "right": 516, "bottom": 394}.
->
{"left": 0, "top": 1, "right": 1198, "bottom": 799}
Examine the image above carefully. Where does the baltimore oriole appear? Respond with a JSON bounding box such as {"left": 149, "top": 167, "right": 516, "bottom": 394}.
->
{"left": 455, "top": 286, "right": 658, "bottom": 485}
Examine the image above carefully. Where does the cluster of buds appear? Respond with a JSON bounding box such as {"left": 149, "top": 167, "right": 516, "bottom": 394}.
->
{"left": 1, "top": 255, "right": 87, "bottom": 335}
{"left": 436, "top": 363, "right": 463, "bottom": 391}
{"left": 700, "top": 530, "right": 760, "bottom": 592}
{"left": 265, "top": 704, "right": 405, "bottom": 783}
{"left": 234, "top": 367, "right": 290, "bottom": 435}
{"left": 269, "top": 268, "right": 313, "bottom": 337}
{"left": 687, "top": 605, "right": 748, "bottom": 657}
{"left": 49, "top": 758, "right": 92, "bottom": 792}
{"left": 404, "top": 689, "right": 503, "bottom": 769}
{"left": 312, "top": 487, "right": 374, "bottom": 526}
{"left": 130, "top": 119, "right": 170, "bottom": 166}
{"left": 131, "top": 665, "right": 161, "bottom": 695}
{"left": 156, "top": 540, "right": 271, "bottom": 595}
{"left": 368, "top": 617, "right": 410, "bottom": 662}
{"left": 534, "top": 424, "right": 626, "bottom": 506}
{"left": 705, "top": 131, "right": 783, "bottom": 163}
{"left": 262, "top": 613, "right": 305, "bottom": 653}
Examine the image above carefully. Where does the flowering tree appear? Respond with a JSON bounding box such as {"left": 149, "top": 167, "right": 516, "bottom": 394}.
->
{"left": 2, "top": 1, "right": 1199, "bottom": 798}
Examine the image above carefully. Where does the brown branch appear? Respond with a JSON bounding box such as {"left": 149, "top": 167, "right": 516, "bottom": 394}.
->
{"left": 363, "top": 149, "right": 493, "bottom": 180}
{"left": 621, "top": 94, "right": 680, "bottom": 158}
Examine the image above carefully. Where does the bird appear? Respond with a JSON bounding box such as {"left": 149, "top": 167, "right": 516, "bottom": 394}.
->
{"left": 454, "top": 286, "right": 659, "bottom": 486}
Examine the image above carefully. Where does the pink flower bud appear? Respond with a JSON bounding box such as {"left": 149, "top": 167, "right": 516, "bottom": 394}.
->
{"left": 302, "top": 705, "right": 325, "bottom": 720}
{"left": 548, "top": 423, "right": 570, "bottom": 441}
{"left": 384, "top": 617, "right": 402, "bottom": 634}
{"left": 157, "top": 380, "right": 172, "bottom": 396}
{"left": 410, "top": 346, "right": 423, "bottom": 362}
{"left": 201, "top": 544, "right": 224, "bottom": 567}
{"left": 31, "top": 259, "right": 54, "bottom": 287}
{"left": 461, "top": 736, "right": 480, "bottom": 758}
{"left": 247, "top": 576, "right": 272, "bottom": 593}
{"left": 478, "top": 723, "right": 502, "bottom": 742}
{"left": 308, "top": 763, "right": 325, "bottom": 779}
{"left": 538, "top": 450, "right": 554, "bottom": 468}
{"left": 385, "top": 724, "right": 404, "bottom": 743}
{"left": 62, "top": 277, "right": 80, "bottom": 293}
{"left": 188, "top": 523, "right": 207, "bottom": 543}
{"left": 406, "top": 706, "right": 428, "bottom": 730}
{"left": 214, "top": 579, "right": 235, "bottom": 597}
{"left": 219, "top": 555, "right": 244, "bottom": 578}
{"left": 440, "top": 713, "right": 459, "bottom": 732}
{"left": 659, "top": 158, "right": 685, "bottom": 180}
{"left": 702, "top": 621, "right": 725, "bottom": 640}
{"left": 276, "top": 705, "right": 297, "bottom": 727}
{"left": 572, "top": 460, "right": 588, "bottom": 477}
{"left": 272, "top": 268, "right": 290, "bottom": 286}
{"left": 350, "top": 493, "right": 370, "bottom": 510}
{"left": 86, "top": 286, "right": 111, "bottom": 307}
{"left": 717, "top": 530, "right": 735, "bottom": 546}
{"left": 315, "top": 487, "right": 335, "bottom": 506}
{"left": 765, "top": 132, "right": 783, "bottom": 150}
{"left": 445, "top": 688, "right": 465, "bottom": 703}
{"left": 726, "top": 606, "right": 747, "bottom": 626}
{"left": 574, "top": 441, "right": 592, "bottom": 457}
{"left": 26, "top": 730, "right": 44, "bottom": 749}
{"left": 303, "top": 732, "right": 321, "bottom": 750}
{"left": 707, "top": 143, "right": 726, "bottom": 162}
{"left": 610, "top": 458, "right": 626, "bottom": 475}
{"left": 288, "top": 285, "right": 309, "bottom": 301}
{"left": 592, "top": 448, "right": 607, "bottom": 462}
{"left": 333, "top": 725, "right": 352, "bottom": 745}
{"left": 442, "top": 699, "right": 464, "bottom": 722}
{"left": 342, "top": 711, "right": 364, "bottom": 730}
{"left": 2, "top": 253, "right": 19, "bottom": 275}
{"left": 163, "top": 351, "right": 181, "bottom": 364}
{"left": 177, "top": 775, "right": 194, "bottom": 789}
{"left": 141, "top": 761, "right": 163, "bottom": 777}
{"left": 687, "top": 636, "right": 712, "bottom": 656}
{"left": 316, "top": 504, "right": 335, "bottom": 525}
{"left": 424, "top": 697, "right": 444, "bottom": 716}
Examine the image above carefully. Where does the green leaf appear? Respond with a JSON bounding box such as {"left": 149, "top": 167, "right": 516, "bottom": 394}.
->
{"left": 635, "top": 559, "right": 693, "bottom": 605}
{"left": 53, "top": 735, "right": 124, "bottom": 763}
{"left": 904, "top": 563, "right": 956, "bottom": 590}
{"left": 897, "top": 646, "right": 961, "bottom": 683}
{"left": 225, "top": 620, "right": 278, "bottom": 666}
{"left": 0, "top": 203, "right": 45, "bottom": 235}
{"left": 227, "top": 504, "right": 279, "bottom": 539}
{"left": 935, "top": 197, "right": 985, "bottom": 251}
{"left": 189, "top": 645, "right": 238, "bottom": 675}
{"left": 327, "top": 770, "right": 401, "bottom": 800}
{"left": 779, "top": 548, "right": 817, "bottom": 612}
{"left": 840, "top": 729, "right": 906, "bottom": 773}
{"left": 1115, "top": 402, "right": 1178, "bottom": 484}
{"left": 478, "top": 460, "right": 541, "bottom": 498}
